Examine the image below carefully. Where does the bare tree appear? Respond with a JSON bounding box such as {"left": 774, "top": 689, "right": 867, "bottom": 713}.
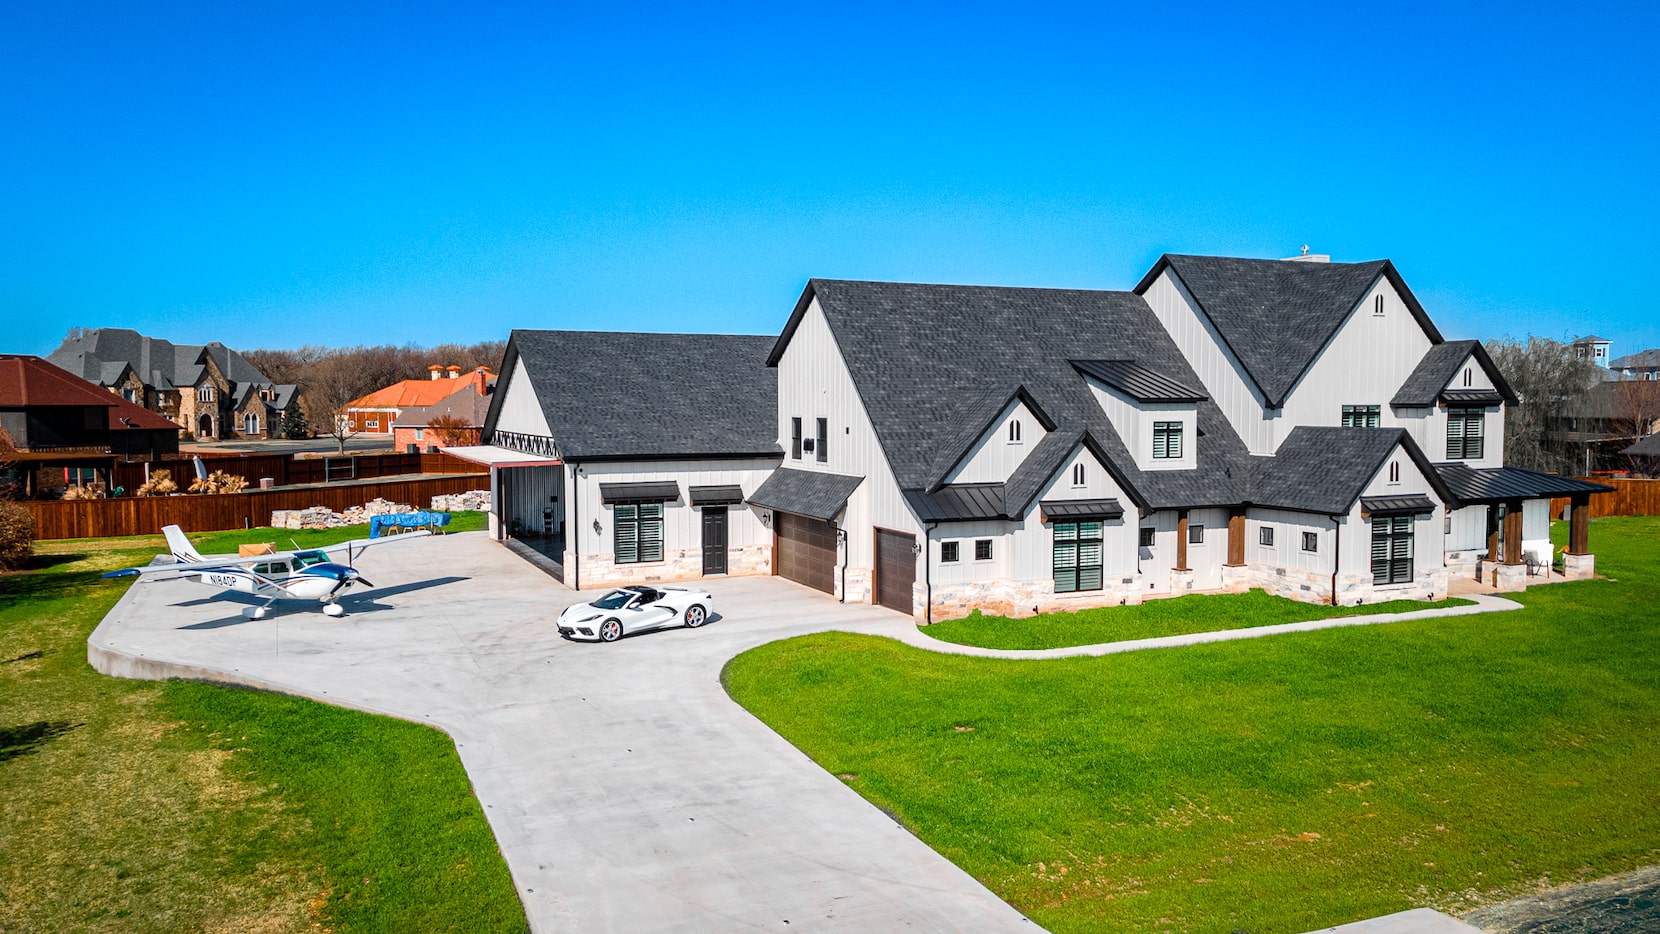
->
{"left": 1612, "top": 379, "right": 1660, "bottom": 444}
{"left": 1486, "top": 336, "right": 1603, "bottom": 475}
{"left": 304, "top": 354, "right": 375, "bottom": 454}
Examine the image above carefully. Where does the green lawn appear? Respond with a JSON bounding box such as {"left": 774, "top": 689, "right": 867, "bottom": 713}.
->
{"left": 0, "top": 514, "right": 526, "bottom": 933}
{"left": 923, "top": 591, "right": 1475, "bottom": 651}
{"left": 724, "top": 516, "right": 1660, "bottom": 933}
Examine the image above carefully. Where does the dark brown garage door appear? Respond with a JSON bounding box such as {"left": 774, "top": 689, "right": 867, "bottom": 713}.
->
{"left": 776, "top": 512, "right": 836, "bottom": 594}
{"left": 875, "top": 528, "right": 916, "bottom": 614}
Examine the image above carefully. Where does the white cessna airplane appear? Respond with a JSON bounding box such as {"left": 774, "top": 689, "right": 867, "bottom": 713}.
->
{"left": 103, "top": 524, "right": 431, "bottom": 618}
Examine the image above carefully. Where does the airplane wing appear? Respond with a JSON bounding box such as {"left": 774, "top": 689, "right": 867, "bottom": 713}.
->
{"left": 319, "top": 529, "right": 433, "bottom": 564}
{"left": 101, "top": 529, "right": 433, "bottom": 579}
{"left": 103, "top": 559, "right": 280, "bottom": 584}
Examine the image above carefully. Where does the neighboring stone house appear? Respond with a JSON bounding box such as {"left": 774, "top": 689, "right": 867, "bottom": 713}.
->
{"left": 46, "top": 328, "right": 295, "bottom": 440}
{"left": 344, "top": 365, "right": 495, "bottom": 435}
{"left": 392, "top": 367, "right": 496, "bottom": 451}
{"left": 466, "top": 252, "right": 1610, "bottom": 619}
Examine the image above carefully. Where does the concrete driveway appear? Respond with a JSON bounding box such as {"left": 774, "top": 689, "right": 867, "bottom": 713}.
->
{"left": 89, "top": 531, "right": 1033, "bottom": 932}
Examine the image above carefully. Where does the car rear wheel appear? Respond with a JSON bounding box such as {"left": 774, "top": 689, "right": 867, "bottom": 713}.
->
{"left": 599, "top": 618, "right": 623, "bottom": 642}
{"left": 684, "top": 605, "right": 707, "bottom": 628}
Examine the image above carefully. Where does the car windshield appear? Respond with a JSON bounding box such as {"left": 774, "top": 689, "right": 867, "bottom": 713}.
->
{"left": 293, "top": 551, "right": 330, "bottom": 568}
{"left": 590, "top": 590, "right": 635, "bottom": 610}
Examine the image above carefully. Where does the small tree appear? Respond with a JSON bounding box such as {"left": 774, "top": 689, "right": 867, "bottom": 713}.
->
{"left": 305, "top": 354, "right": 372, "bottom": 455}
{"left": 0, "top": 426, "right": 32, "bottom": 569}
{"left": 279, "top": 404, "right": 310, "bottom": 440}
{"left": 426, "top": 413, "right": 475, "bottom": 447}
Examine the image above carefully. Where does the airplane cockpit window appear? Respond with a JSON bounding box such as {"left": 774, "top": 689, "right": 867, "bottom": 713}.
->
{"left": 293, "top": 551, "right": 329, "bottom": 568}
{"left": 252, "top": 560, "right": 292, "bottom": 576}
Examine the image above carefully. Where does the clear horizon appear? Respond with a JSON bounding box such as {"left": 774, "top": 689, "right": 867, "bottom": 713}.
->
{"left": 4, "top": 2, "right": 1656, "bottom": 360}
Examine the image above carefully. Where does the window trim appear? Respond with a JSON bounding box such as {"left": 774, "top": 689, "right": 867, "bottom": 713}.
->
{"left": 1071, "top": 462, "right": 1086, "bottom": 487}
{"left": 791, "top": 417, "right": 802, "bottom": 459}
{"left": 1302, "top": 531, "right": 1319, "bottom": 553}
{"left": 1188, "top": 523, "right": 1204, "bottom": 545}
{"left": 1138, "top": 527, "right": 1155, "bottom": 548}
{"left": 613, "top": 501, "right": 665, "bottom": 565}
{"left": 1008, "top": 419, "right": 1022, "bottom": 443}
{"left": 1341, "top": 404, "right": 1381, "bottom": 429}
{"left": 1152, "top": 421, "right": 1183, "bottom": 459}
{"left": 816, "top": 417, "right": 828, "bottom": 463}
{"left": 1053, "top": 520, "right": 1104, "bottom": 593}
{"left": 1259, "top": 525, "right": 1274, "bottom": 547}
{"left": 941, "top": 541, "right": 959, "bottom": 563}
{"left": 1371, "top": 515, "right": 1414, "bottom": 585}
{"left": 1447, "top": 405, "right": 1486, "bottom": 459}
{"left": 974, "top": 539, "right": 993, "bottom": 561}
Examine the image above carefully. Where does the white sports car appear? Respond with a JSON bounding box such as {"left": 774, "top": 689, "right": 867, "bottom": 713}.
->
{"left": 556, "top": 585, "right": 714, "bottom": 642}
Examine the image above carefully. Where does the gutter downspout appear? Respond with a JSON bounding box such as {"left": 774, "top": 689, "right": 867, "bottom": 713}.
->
{"left": 924, "top": 521, "right": 937, "bottom": 625}
{"left": 836, "top": 520, "right": 847, "bottom": 603}
{"left": 1330, "top": 514, "right": 1342, "bottom": 606}
{"left": 571, "top": 462, "right": 580, "bottom": 591}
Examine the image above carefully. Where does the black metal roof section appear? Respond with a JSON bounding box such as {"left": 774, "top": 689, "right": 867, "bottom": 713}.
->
{"left": 688, "top": 485, "right": 745, "bottom": 506}
{"left": 1440, "top": 390, "right": 1506, "bottom": 405}
{"left": 1135, "top": 255, "right": 1444, "bottom": 409}
{"left": 485, "top": 330, "right": 781, "bottom": 461}
{"left": 1434, "top": 464, "right": 1613, "bottom": 504}
{"left": 1391, "top": 340, "right": 1519, "bottom": 407}
{"left": 1039, "top": 498, "right": 1125, "bottom": 521}
{"left": 1071, "top": 360, "right": 1207, "bottom": 403}
{"left": 1250, "top": 427, "right": 1453, "bottom": 514}
{"left": 768, "top": 279, "right": 1252, "bottom": 511}
{"left": 599, "top": 481, "right": 681, "bottom": 504}
{"left": 747, "top": 468, "right": 863, "bottom": 522}
{"left": 903, "top": 484, "right": 1008, "bottom": 522}
{"left": 1626, "top": 434, "right": 1660, "bottom": 457}
{"left": 1360, "top": 494, "right": 1438, "bottom": 516}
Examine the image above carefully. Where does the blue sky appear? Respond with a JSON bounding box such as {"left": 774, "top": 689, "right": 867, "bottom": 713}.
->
{"left": 4, "top": 2, "right": 1656, "bottom": 360}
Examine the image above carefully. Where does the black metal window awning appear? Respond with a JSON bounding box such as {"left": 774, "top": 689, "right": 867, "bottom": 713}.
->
{"left": 1440, "top": 390, "right": 1505, "bottom": 405}
{"left": 599, "top": 481, "right": 681, "bottom": 504}
{"left": 1360, "top": 494, "right": 1437, "bottom": 516}
{"left": 689, "top": 484, "right": 744, "bottom": 506}
{"left": 1039, "top": 498, "right": 1125, "bottom": 522}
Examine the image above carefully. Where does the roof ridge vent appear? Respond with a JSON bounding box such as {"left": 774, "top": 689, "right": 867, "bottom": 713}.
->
{"left": 1282, "top": 244, "right": 1331, "bottom": 262}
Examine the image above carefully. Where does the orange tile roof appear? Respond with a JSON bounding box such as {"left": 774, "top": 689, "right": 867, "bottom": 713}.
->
{"left": 348, "top": 369, "right": 496, "bottom": 410}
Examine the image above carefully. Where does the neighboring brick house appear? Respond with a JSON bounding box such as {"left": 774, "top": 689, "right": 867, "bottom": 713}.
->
{"left": 344, "top": 365, "right": 495, "bottom": 435}
{"left": 392, "top": 367, "right": 496, "bottom": 451}
{"left": 46, "top": 328, "right": 295, "bottom": 440}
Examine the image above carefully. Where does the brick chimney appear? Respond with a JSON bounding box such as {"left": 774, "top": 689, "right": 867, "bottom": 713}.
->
{"left": 474, "top": 367, "right": 489, "bottom": 396}
{"left": 428, "top": 364, "right": 443, "bottom": 380}
{"left": 446, "top": 365, "right": 461, "bottom": 379}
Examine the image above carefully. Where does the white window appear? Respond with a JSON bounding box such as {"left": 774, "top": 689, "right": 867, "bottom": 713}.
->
{"left": 197, "top": 385, "right": 215, "bottom": 402}
{"left": 1153, "top": 422, "right": 1183, "bottom": 459}
{"left": 941, "top": 541, "right": 959, "bottom": 562}
{"left": 414, "top": 427, "right": 424, "bottom": 441}
{"left": 244, "top": 414, "right": 259, "bottom": 434}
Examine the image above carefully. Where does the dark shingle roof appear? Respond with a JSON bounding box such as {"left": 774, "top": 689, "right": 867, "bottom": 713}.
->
{"left": 771, "top": 280, "right": 1252, "bottom": 511}
{"left": 1625, "top": 434, "right": 1660, "bottom": 457}
{"left": 1071, "top": 360, "right": 1207, "bottom": 403}
{"left": 1434, "top": 464, "right": 1613, "bottom": 502}
{"left": 747, "top": 468, "right": 863, "bottom": 521}
{"left": 1611, "top": 349, "right": 1660, "bottom": 370}
{"left": 489, "top": 330, "right": 780, "bottom": 460}
{"left": 46, "top": 328, "right": 277, "bottom": 395}
{"left": 1136, "top": 255, "right": 1442, "bottom": 408}
{"left": 1392, "top": 340, "right": 1518, "bottom": 407}
{"left": 1251, "top": 427, "right": 1452, "bottom": 514}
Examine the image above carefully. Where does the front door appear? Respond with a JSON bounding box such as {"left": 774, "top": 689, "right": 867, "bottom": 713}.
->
{"left": 702, "top": 507, "right": 728, "bottom": 575}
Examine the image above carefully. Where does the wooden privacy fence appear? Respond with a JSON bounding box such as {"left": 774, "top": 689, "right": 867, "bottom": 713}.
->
{"left": 1550, "top": 477, "right": 1660, "bottom": 519}
{"left": 24, "top": 473, "right": 489, "bottom": 541}
{"left": 112, "top": 451, "right": 477, "bottom": 491}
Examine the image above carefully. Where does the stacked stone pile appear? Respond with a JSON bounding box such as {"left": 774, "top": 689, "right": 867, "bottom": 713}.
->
{"left": 431, "top": 490, "right": 491, "bottom": 511}
{"left": 270, "top": 498, "right": 415, "bottom": 530}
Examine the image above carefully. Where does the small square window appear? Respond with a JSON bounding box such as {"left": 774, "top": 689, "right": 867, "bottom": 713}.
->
{"left": 941, "top": 541, "right": 959, "bottom": 563}
{"left": 1138, "top": 527, "right": 1155, "bottom": 548}
{"left": 1302, "top": 531, "right": 1319, "bottom": 553}
{"left": 1188, "top": 524, "right": 1204, "bottom": 545}
{"left": 974, "top": 539, "right": 993, "bottom": 561}
{"left": 1259, "top": 526, "right": 1274, "bottom": 547}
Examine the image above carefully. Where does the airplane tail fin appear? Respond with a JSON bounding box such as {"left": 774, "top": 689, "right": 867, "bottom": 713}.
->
{"left": 162, "top": 525, "right": 205, "bottom": 563}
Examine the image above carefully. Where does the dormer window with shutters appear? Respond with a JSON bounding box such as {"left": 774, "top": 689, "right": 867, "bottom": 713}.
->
{"left": 1073, "top": 359, "right": 1204, "bottom": 472}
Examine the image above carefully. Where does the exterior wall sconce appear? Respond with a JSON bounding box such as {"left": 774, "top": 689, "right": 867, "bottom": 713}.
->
{"left": 592, "top": 518, "right": 602, "bottom": 534}
{"left": 759, "top": 511, "right": 771, "bottom": 528}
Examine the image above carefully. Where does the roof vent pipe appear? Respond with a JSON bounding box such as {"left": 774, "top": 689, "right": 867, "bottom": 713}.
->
{"left": 1283, "top": 245, "right": 1332, "bottom": 263}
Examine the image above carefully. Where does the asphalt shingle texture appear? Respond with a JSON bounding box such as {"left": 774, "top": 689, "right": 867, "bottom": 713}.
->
{"left": 747, "top": 468, "right": 864, "bottom": 521}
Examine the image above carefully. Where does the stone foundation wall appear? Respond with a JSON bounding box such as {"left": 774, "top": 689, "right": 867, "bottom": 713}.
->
{"left": 1221, "top": 564, "right": 1252, "bottom": 594}
{"left": 1247, "top": 562, "right": 1449, "bottom": 605}
{"left": 838, "top": 566, "right": 872, "bottom": 605}
{"left": 1562, "top": 552, "right": 1595, "bottom": 580}
{"left": 1445, "top": 550, "right": 1484, "bottom": 583}
{"left": 569, "top": 543, "right": 773, "bottom": 589}
{"left": 921, "top": 575, "right": 1142, "bottom": 623}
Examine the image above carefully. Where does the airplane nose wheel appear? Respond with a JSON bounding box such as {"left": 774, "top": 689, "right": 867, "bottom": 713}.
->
{"left": 323, "top": 603, "right": 346, "bottom": 618}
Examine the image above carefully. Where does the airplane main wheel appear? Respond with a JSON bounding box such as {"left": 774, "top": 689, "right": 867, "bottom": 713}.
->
{"left": 324, "top": 604, "right": 346, "bottom": 618}
{"left": 599, "top": 619, "right": 622, "bottom": 642}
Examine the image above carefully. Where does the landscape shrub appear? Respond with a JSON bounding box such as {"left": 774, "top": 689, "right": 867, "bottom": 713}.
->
{"left": 189, "top": 471, "right": 249, "bottom": 495}
{"left": 60, "top": 485, "right": 101, "bottom": 501}
{"left": 135, "top": 468, "right": 180, "bottom": 496}
{"left": 0, "top": 500, "right": 34, "bottom": 569}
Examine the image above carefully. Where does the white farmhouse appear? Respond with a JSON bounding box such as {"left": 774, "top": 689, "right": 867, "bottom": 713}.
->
{"left": 466, "top": 253, "right": 1609, "bottom": 620}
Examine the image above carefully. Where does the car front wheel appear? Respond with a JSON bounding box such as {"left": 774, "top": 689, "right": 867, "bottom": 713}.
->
{"left": 684, "top": 605, "right": 707, "bottom": 628}
{"left": 599, "top": 618, "right": 623, "bottom": 642}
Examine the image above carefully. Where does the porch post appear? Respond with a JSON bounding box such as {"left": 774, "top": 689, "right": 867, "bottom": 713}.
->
{"left": 1486, "top": 506, "right": 1500, "bottom": 564}
{"left": 1225, "top": 507, "right": 1246, "bottom": 567}
{"left": 1568, "top": 493, "right": 1591, "bottom": 556}
{"left": 1502, "top": 501, "right": 1524, "bottom": 566}
{"left": 1175, "top": 509, "right": 1190, "bottom": 572}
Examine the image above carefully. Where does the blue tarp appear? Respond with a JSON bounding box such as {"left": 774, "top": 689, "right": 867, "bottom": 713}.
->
{"left": 370, "top": 511, "right": 452, "bottom": 539}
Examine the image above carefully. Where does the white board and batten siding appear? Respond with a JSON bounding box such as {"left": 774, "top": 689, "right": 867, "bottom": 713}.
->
{"left": 774, "top": 297, "right": 919, "bottom": 568}
{"left": 493, "top": 355, "right": 556, "bottom": 438}
{"left": 1184, "top": 507, "right": 1230, "bottom": 589}
{"left": 1084, "top": 378, "right": 1197, "bottom": 471}
{"left": 569, "top": 458, "right": 778, "bottom": 561}
{"left": 1341, "top": 443, "right": 1445, "bottom": 579}
{"left": 945, "top": 397, "right": 1048, "bottom": 484}
{"left": 1140, "top": 269, "right": 1276, "bottom": 453}
{"left": 1247, "top": 508, "right": 1338, "bottom": 572}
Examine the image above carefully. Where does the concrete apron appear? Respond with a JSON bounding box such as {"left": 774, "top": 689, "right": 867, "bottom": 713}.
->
{"left": 87, "top": 532, "right": 1032, "bottom": 933}
{"left": 89, "top": 531, "right": 1531, "bottom": 932}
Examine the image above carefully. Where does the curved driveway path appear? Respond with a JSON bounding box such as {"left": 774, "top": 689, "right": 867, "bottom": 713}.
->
{"left": 89, "top": 531, "right": 1518, "bottom": 932}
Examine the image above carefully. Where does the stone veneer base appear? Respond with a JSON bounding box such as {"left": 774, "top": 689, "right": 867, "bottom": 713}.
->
{"left": 1562, "top": 552, "right": 1595, "bottom": 580}
{"left": 566, "top": 545, "right": 772, "bottom": 590}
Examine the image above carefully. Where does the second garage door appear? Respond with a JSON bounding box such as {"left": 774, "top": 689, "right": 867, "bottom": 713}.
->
{"left": 776, "top": 512, "right": 836, "bottom": 594}
{"left": 875, "top": 528, "right": 916, "bottom": 614}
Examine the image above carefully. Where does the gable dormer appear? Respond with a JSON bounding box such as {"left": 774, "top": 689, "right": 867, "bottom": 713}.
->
{"left": 1073, "top": 360, "right": 1204, "bottom": 471}
{"left": 943, "top": 392, "right": 1052, "bottom": 485}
